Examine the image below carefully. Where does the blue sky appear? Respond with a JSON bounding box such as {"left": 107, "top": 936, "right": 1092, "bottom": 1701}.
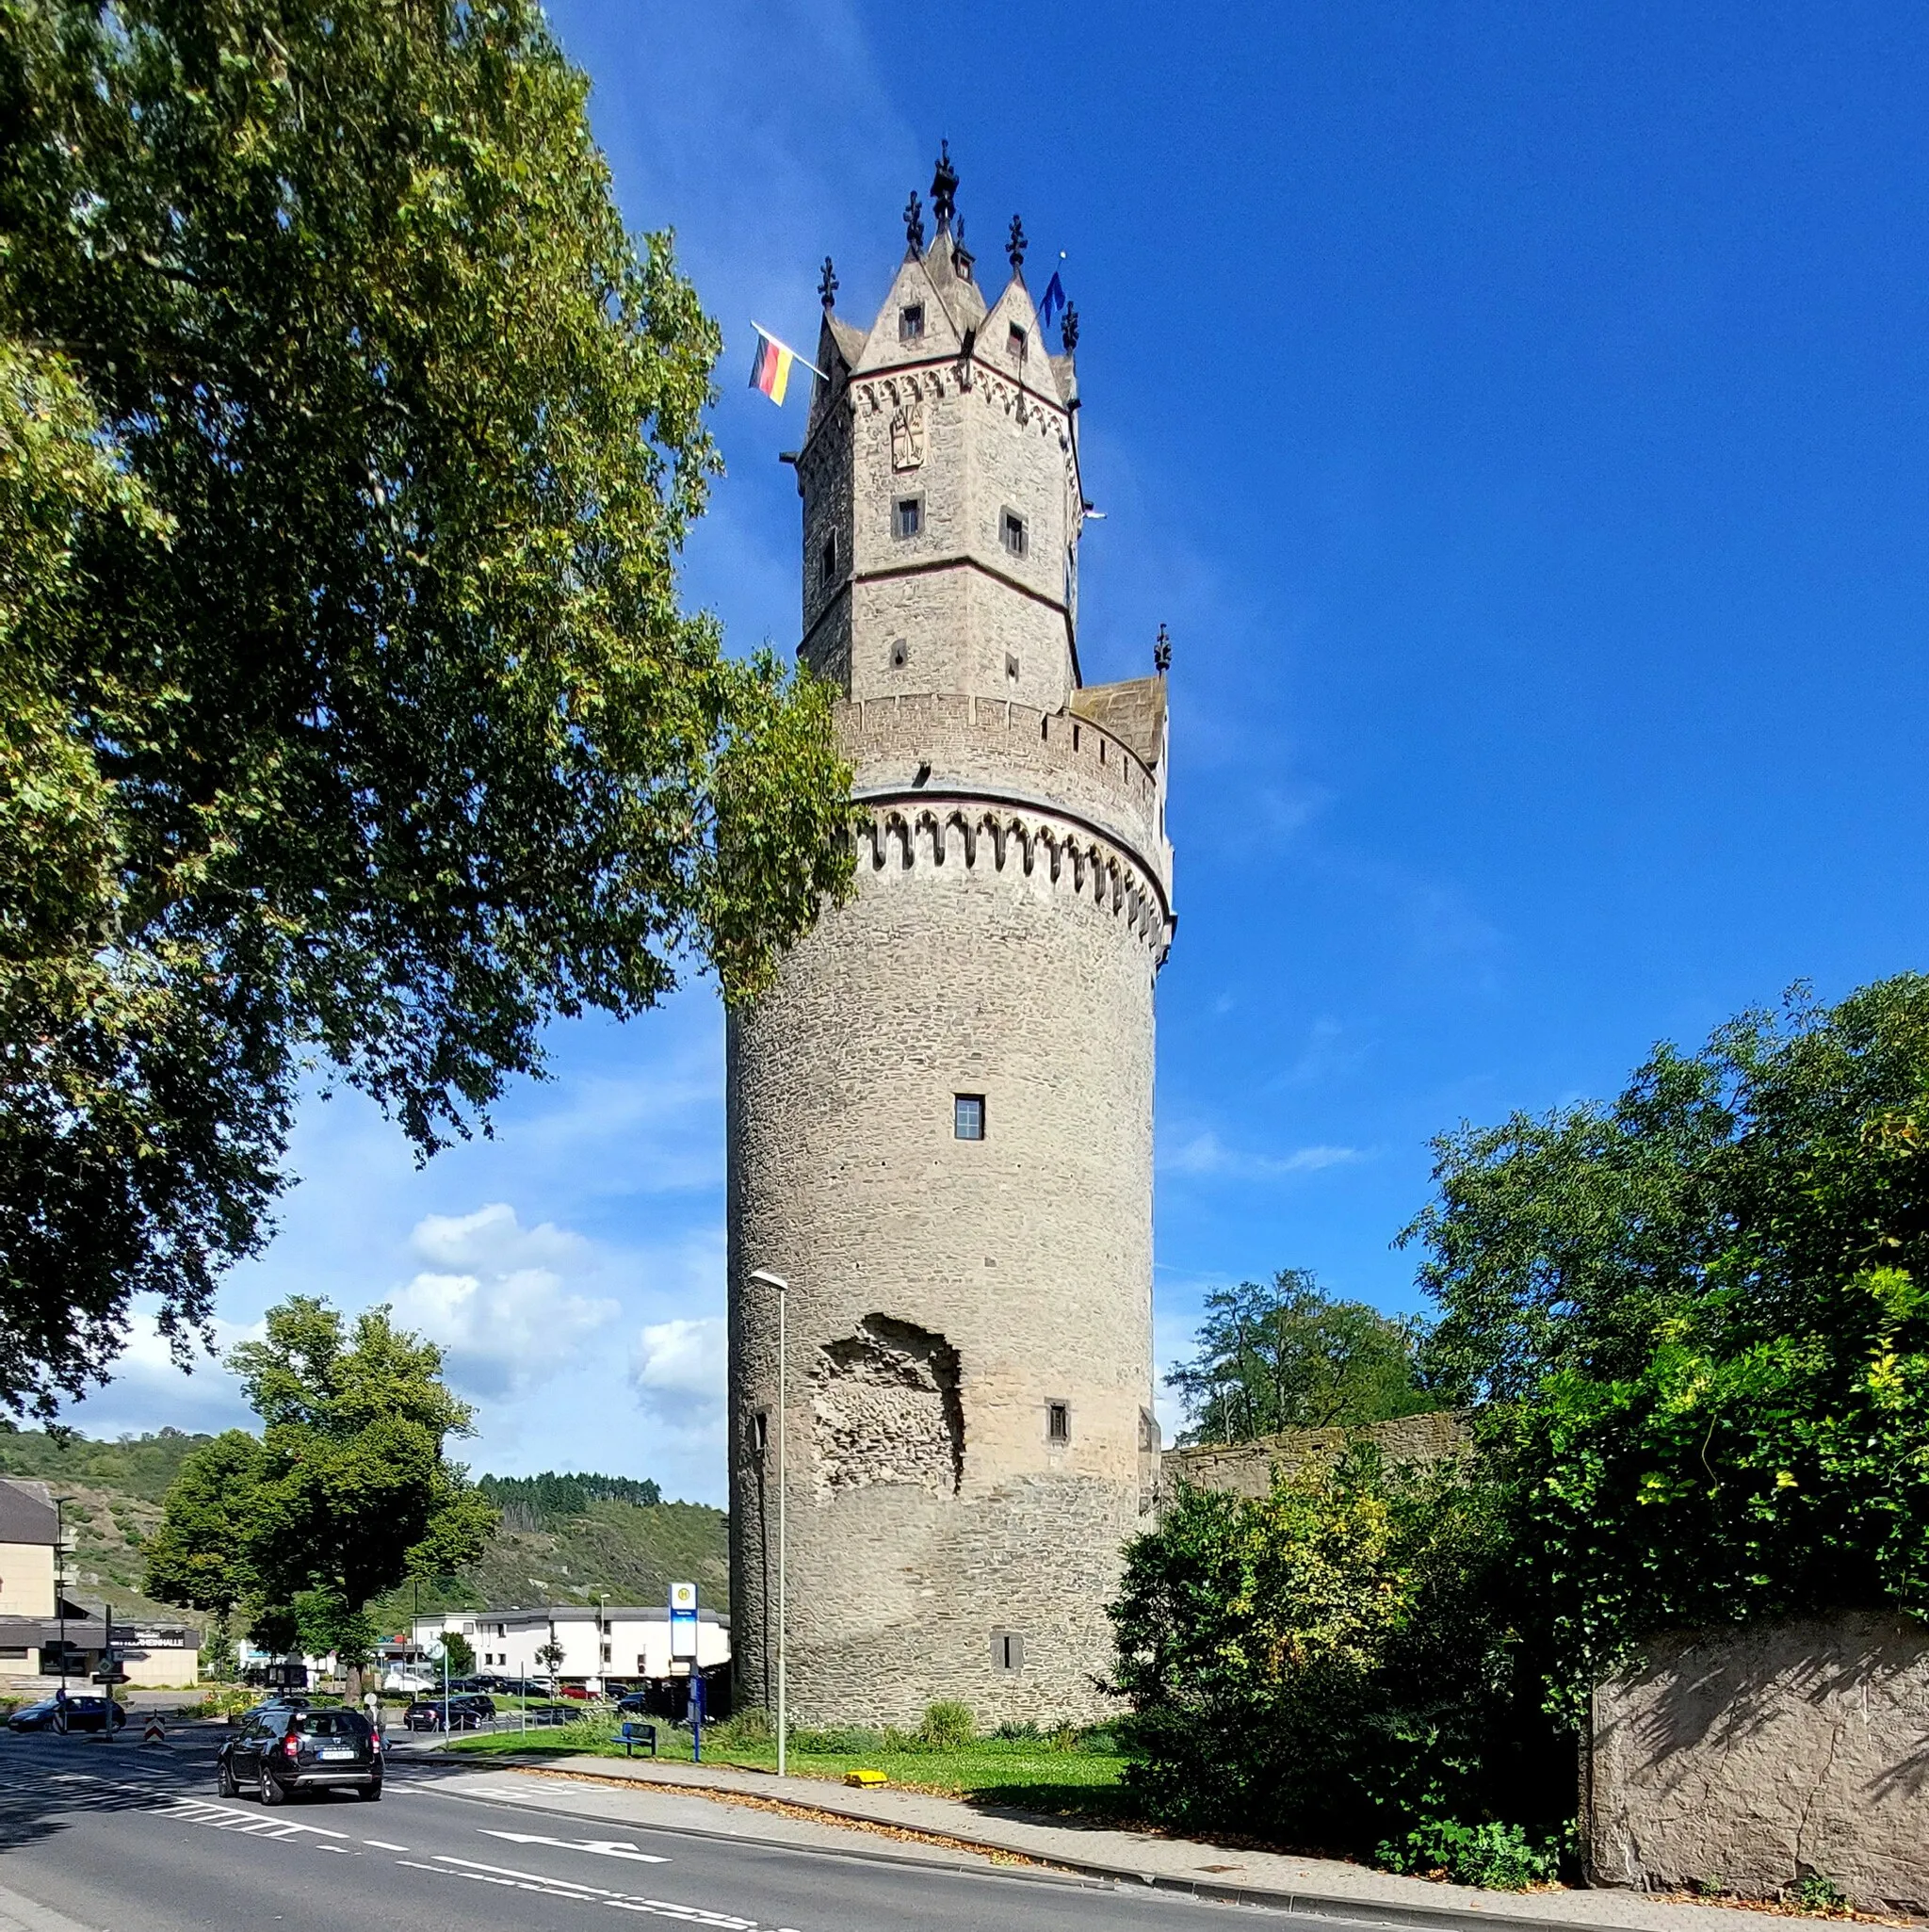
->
{"left": 78, "top": 1, "right": 1929, "bottom": 1502}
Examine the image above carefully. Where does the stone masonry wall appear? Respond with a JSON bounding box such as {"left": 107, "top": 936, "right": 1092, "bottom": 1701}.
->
{"left": 1589, "top": 1614, "right": 1929, "bottom": 1910}
{"left": 1165, "top": 1408, "right": 1472, "bottom": 1501}
{"left": 727, "top": 812, "right": 1158, "bottom": 1729}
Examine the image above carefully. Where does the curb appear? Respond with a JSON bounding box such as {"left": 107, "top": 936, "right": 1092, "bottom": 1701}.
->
{"left": 437, "top": 1751, "right": 1646, "bottom": 1932}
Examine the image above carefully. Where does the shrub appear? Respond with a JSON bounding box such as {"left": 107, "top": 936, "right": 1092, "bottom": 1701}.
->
{"left": 1108, "top": 1450, "right": 1569, "bottom": 1857}
{"left": 713, "top": 1704, "right": 772, "bottom": 1746}
{"left": 917, "top": 1701, "right": 974, "bottom": 1749}
{"left": 789, "top": 1724, "right": 883, "bottom": 1754}
{"left": 1378, "top": 1819, "right": 1561, "bottom": 1891}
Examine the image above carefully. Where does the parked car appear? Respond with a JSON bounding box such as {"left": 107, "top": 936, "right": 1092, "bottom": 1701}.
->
{"left": 523, "top": 1703, "right": 575, "bottom": 1728}
{"left": 559, "top": 1683, "right": 595, "bottom": 1700}
{"left": 218, "top": 1706, "right": 381, "bottom": 1804}
{"left": 401, "top": 1694, "right": 492, "bottom": 1732}
{"left": 614, "top": 1691, "right": 652, "bottom": 1716}
{"left": 7, "top": 1697, "right": 127, "bottom": 1734}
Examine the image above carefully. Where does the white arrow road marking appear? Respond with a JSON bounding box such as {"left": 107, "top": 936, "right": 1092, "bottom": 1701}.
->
{"left": 478, "top": 1829, "right": 672, "bottom": 1864}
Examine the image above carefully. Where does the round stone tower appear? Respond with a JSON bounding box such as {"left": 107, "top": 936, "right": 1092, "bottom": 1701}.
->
{"left": 727, "top": 153, "right": 1175, "bottom": 1728}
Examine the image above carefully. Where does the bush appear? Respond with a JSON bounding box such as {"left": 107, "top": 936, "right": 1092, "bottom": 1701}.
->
{"left": 1108, "top": 1450, "right": 1570, "bottom": 1857}
{"left": 917, "top": 1701, "right": 974, "bottom": 1749}
{"left": 1378, "top": 1819, "right": 1561, "bottom": 1891}
{"left": 788, "top": 1724, "right": 883, "bottom": 1754}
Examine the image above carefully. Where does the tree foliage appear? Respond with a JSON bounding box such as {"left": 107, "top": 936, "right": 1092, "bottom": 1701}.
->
{"left": 0, "top": 0, "right": 853, "bottom": 1420}
{"left": 477, "top": 1469, "right": 661, "bottom": 1532}
{"left": 1406, "top": 976, "right": 1929, "bottom": 1713}
{"left": 1109, "top": 1452, "right": 1566, "bottom": 1856}
{"left": 146, "top": 1296, "right": 496, "bottom": 1664}
{"left": 1166, "top": 1270, "right": 1435, "bottom": 1444}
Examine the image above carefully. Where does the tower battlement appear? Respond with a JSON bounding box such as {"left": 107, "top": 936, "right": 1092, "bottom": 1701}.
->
{"left": 727, "top": 149, "right": 1172, "bottom": 1728}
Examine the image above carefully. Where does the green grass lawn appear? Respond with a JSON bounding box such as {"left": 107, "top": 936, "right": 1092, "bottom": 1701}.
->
{"left": 444, "top": 1720, "right": 1135, "bottom": 1819}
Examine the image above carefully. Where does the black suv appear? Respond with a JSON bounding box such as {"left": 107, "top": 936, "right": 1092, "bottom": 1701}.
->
{"left": 218, "top": 1705, "right": 381, "bottom": 1803}
{"left": 402, "top": 1693, "right": 494, "bottom": 1731}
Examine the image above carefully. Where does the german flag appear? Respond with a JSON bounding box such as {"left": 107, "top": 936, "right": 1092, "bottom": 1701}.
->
{"left": 748, "top": 328, "right": 797, "bottom": 405}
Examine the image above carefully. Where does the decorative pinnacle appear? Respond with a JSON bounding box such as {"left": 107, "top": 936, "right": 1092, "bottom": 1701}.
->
{"left": 1006, "top": 214, "right": 1027, "bottom": 272}
{"left": 931, "top": 139, "right": 959, "bottom": 234}
{"left": 818, "top": 256, "right": 837, "bottom": 310}
{"left": 1061, "top": 300, "right": 1079, "bottom": 351}
{"left": 902, "top": 190, "right": 925, "bottom": 253}
{"left": 1154, "top": 624, "right": 1172, "bottom": 674}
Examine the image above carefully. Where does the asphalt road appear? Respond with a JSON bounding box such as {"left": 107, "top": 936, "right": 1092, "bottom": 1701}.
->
{"left": 0, "top": 1729, "right": 1314, "bottom": 1931}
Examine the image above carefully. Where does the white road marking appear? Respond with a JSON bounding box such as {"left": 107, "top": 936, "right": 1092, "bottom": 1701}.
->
{"left": 435, "top": 1856, "right": 610, "bottom": 1892}
{"left": 363, "top": 1838, "right": 411, "bottom": 1851}
{"left": 478, "top": 1829, "right": 672, "bottom": 1864}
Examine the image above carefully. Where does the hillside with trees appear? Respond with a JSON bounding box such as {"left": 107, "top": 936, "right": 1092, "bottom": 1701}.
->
{"left": 0, "top": 1429, "right": 724, "bottom": 1632}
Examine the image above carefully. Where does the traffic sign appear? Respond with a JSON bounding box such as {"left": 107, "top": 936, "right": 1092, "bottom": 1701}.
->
{"left": 90, "top": 1667, "right": 127, "bottom": 1684}
{"left": 669, "top": 1582, "right": 698, "bottom": 1660}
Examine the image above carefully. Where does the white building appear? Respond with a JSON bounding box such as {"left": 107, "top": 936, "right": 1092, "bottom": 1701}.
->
{"left": 411, "top": 1604, "right": 728, "bottom": 1691}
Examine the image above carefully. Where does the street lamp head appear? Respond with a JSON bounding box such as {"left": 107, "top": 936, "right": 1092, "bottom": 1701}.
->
{"left": 748, "top": 1268, "right": 789, "bottom": 1294}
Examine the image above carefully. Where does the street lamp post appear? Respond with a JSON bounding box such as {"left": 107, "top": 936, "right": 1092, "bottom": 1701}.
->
{"left": 54, "top": 1499, "right": 66, "bottom": 1700}
{"left": 748, "top": 1267, "right": 788, "bottom": 1778}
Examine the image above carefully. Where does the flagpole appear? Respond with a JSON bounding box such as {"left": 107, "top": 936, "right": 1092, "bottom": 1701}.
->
{"left": 749, "top": 323, "right": 829, "bottom": 382}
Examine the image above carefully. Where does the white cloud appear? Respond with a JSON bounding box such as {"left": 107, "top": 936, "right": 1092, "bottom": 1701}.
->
{"left": 630, "top": 1318, "right": 726, "bottom": 1438}
{"left": 389, "top": 1204, "right": 619, "bottom": 1399}
{"left": 1161, "top": 1131, "right": 1367, "bottom": 1180}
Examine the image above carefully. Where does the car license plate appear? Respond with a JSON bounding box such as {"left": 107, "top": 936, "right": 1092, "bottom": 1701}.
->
{"left": 318, "top": 1746, "right": 356, "bottom": 1761}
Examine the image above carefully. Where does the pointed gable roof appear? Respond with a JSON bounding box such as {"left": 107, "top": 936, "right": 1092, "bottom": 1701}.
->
{"left": 855, "top": 251, "right": 964, "bottom": 373}
{"left": 975, "top": 272, "right": 1061, "bottom": 408}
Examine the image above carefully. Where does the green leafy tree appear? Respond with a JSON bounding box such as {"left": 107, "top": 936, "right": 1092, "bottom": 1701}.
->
{"left": 440, "top": 1631, "right": 476, "bottom": 1679}
{"left": 1405, "top": 976, "right": 1929, "bottom": 1713}
{"left": 1166, "top": 1270, "right": 1436, "bottom": 1444}
{"left": 140, "top": 1428, "right": 264, "bottom": 1620}
{"left": 148, "top": 1296, "right": 496, "bottom": 1691}
{"left": 0, "top": 0, "right": 853, "bottom": 1421}
{"left": 1108, "top": 1450, "right": 1565, "bottom": 1856}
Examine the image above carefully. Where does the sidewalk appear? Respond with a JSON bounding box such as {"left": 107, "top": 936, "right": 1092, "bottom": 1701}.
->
{"left": 427, "top": 1747, "right": 1787, "bottom": 1932}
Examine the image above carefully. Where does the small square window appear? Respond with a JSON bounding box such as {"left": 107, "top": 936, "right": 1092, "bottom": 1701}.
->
{"left": 820, "top": 532, "right": 837, "bottom": 586}
{"left": 954, "top": 1094, "right": 985, "bottom": 1141}
{"left": 601, "top": 1643, "right": 611, "bottom": 1663}
{"left": 1001, "top": 510, "right": 1027, "bottom": 558}
{"left": 991, "top": 1632, "right": 1025, "bottom": 1671}
{"left": 1005, "top": 653, "right": 1019, "bottom": 682}
{"left": 894, "top": 496, "right": 922, "bottom": 539}
{"left": 1008, "top": 322, "right": 1028, "bottom": 360}
{"left": 1046, "top": 1401, "right": 1071, "bottom": 1446}
{"left": 900, "top": 304, "right": 925, "bottom": 343}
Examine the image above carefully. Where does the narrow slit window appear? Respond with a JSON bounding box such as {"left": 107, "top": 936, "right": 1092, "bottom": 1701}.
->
{"left": 954, "top": 1093, "right": 985, "bottom": 1141}
{"left": 991, "top": 1632, "right": 1025, "bottom": 1671}
{"left": 894, "top": 496, "right": 922, "bottom": 539}
{"left": 900, "top": 303, "right": 925, "bottom": 343}
{"left": 820, "top": 531, "right": 837, "bottom": 587}
{"left": 890, "top": 639, "right": 909, "bottom": 669}
{"left": 1046, "top": 1401, "right": 1071, "bottom": 1446}
{"left": 1006, "top": 653, "right": 1020, "bottom": 682}
{"left": 1001, "top": 510, "right": 1027, "bottom": 558}
{"left": 750, "top": 1410, "right": 769, "bottom": 1458}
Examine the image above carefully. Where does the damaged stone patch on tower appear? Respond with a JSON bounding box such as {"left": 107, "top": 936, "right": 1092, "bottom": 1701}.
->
{"left": 812, "top": 1315, "right": 964, "bottom": 1499}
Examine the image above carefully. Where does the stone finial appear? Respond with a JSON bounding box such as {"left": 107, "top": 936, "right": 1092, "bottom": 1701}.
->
{"left": 1154, "top": 624, "right": 1172, "bottom": 674}
{"left": 1061, "top": 300, "right": 1079, "bottom": 352}
{"left": 903, "top": 191, "right": 925, "bottom": 254}
{"left": 819, "top": 257, "right": 838, "bottom": 310}
{"left": 1006, "top": 214, "right": 1027, "bottom": 272}
{"left": 952, "top": 216, "right": 975, "bottom": 284}
{"left": 931, "top": 140, "right": 959, "bottom": 234}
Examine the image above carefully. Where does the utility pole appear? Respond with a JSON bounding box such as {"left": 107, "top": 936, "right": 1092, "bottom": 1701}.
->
{"left": 54, "top": 1499, "right": 67, "bottom": 1700}
{"left": 749, "top": 1269, "right": 788, "bottom": 1778}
